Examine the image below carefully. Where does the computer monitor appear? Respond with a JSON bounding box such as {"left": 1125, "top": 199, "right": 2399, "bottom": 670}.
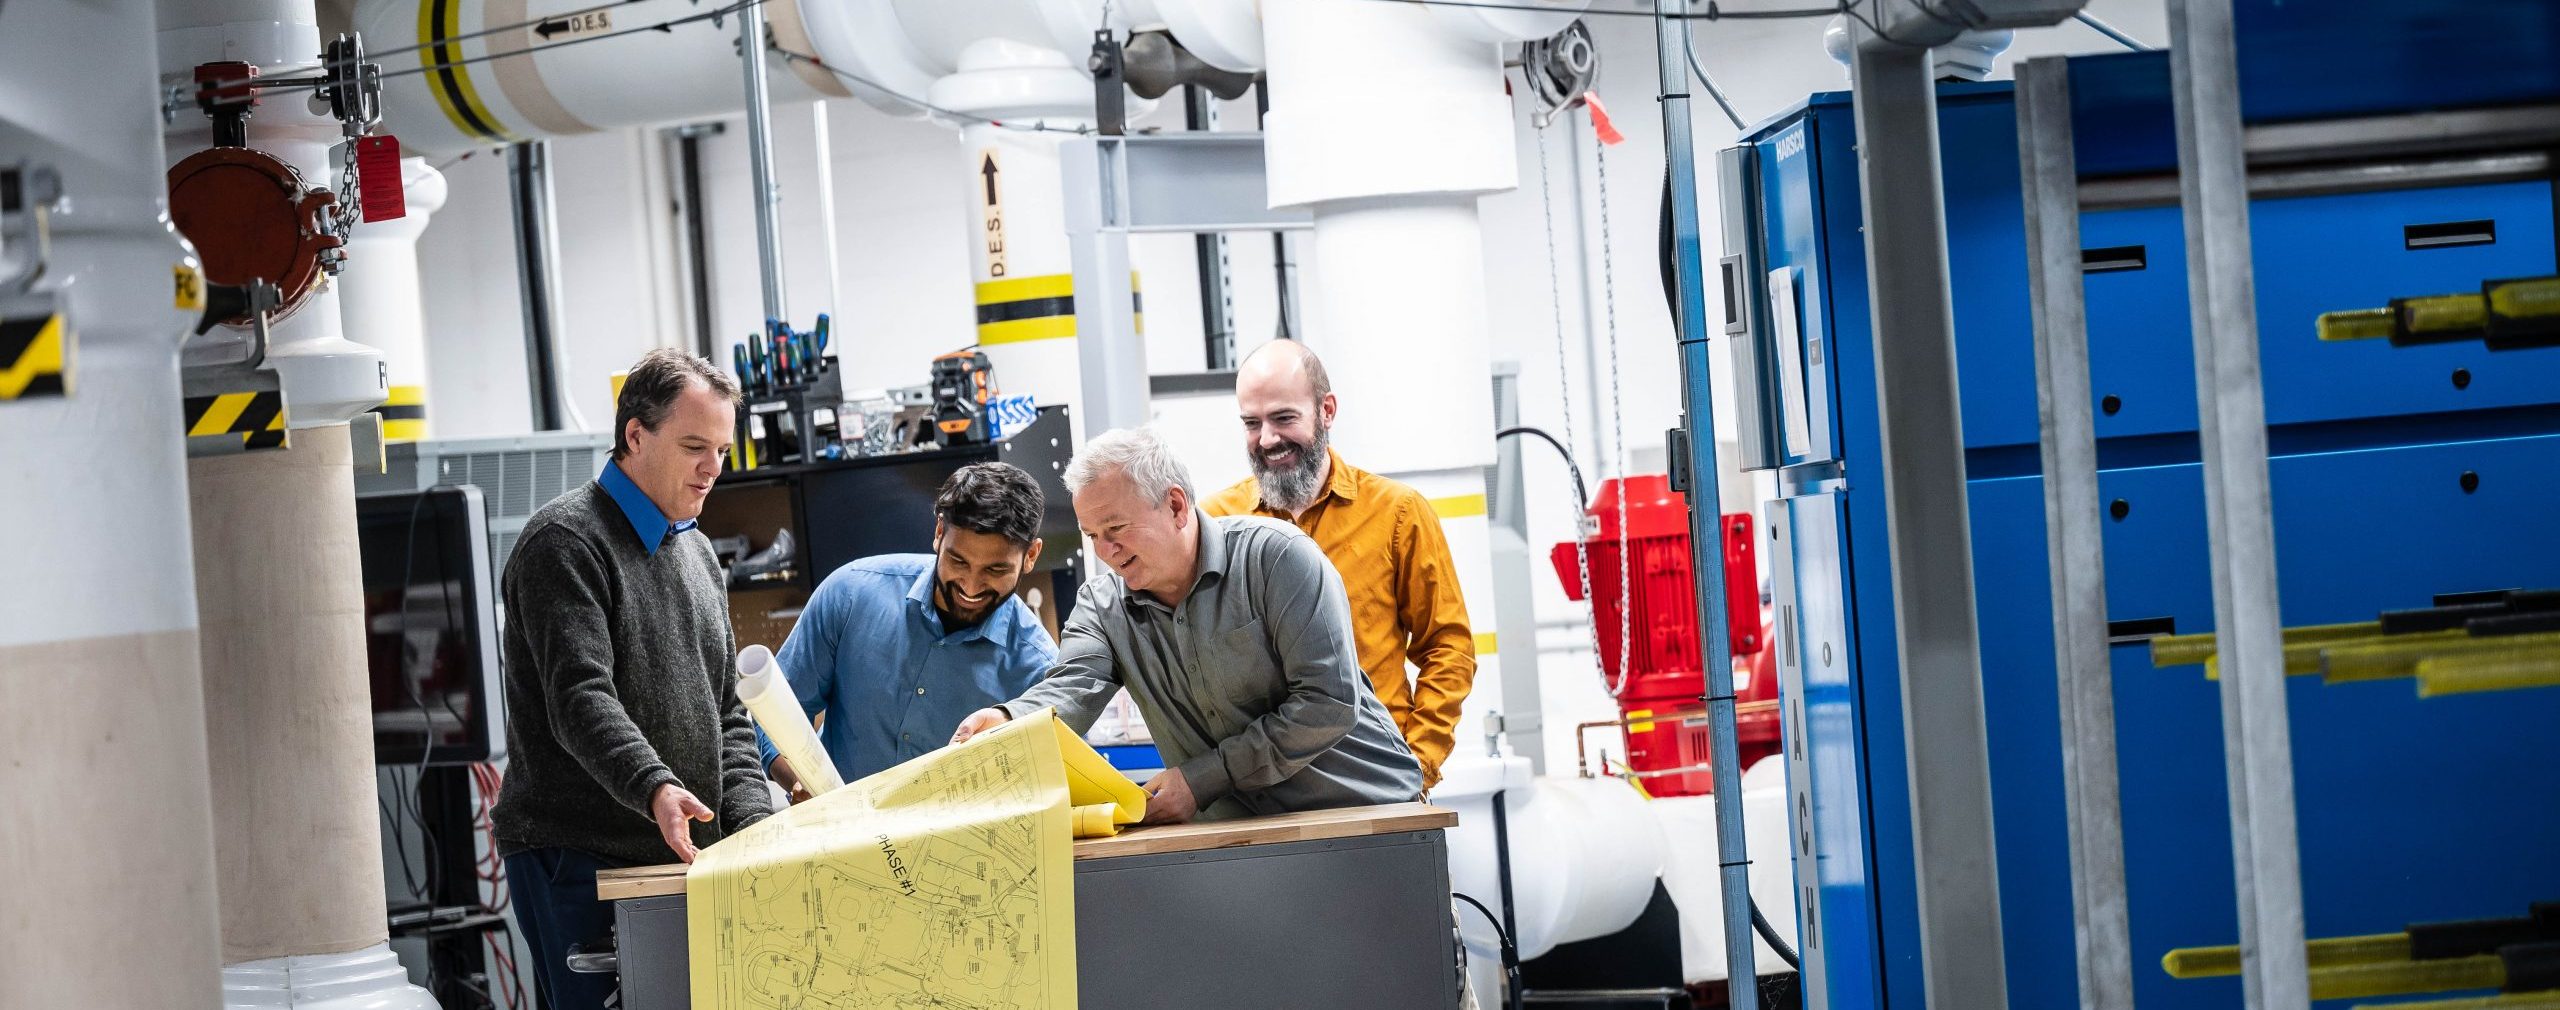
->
{"left": 356, "top": 485, "right": 505, "bottom": 765}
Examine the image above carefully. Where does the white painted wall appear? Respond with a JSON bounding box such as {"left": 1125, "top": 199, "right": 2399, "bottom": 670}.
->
{"left": 406, "top": 2, "right": 2165, "bottom": 774}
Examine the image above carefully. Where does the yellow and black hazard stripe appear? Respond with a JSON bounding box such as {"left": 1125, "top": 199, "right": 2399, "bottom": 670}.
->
{"left": 973, "top": 273, "right": 1144, "bottom": 345}
{"left": 372, "top": 384, "right": 426, "bottom": 441}
{"left": 421, "top": 0, "right": 516, "bottom": 144}
{"left": 0, "top": 311, "right": 68, "bottom": 400}
{"left": 184, "top": 390, "right": 288, "bottom": 452}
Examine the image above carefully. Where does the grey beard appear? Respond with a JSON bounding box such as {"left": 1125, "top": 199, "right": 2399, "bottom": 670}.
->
{"left": 1252, "top": 428, "right": 1330, "bottom": 514}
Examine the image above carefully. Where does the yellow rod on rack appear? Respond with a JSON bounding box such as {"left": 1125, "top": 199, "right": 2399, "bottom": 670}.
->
{"left": 2149, "top": 621, "right": 2386, "bottom": 670}
{"left": 2323, "top": 631, "right": 2560, "bottom": 684}
{"left": 2416, "top": 649, "right": 2560, "bottom": 698}
{"left": 2308, "top": 955, "right": 2505, "bottom": 1002}
{"left": 2164, "top": 932, "right": 2412, "bottom": 978}
{"left": 2398, "top": 292, "right": 2491, "bottom": 337}
{"left": 2318, "top": 307, "right": 2397, "bottom": 342}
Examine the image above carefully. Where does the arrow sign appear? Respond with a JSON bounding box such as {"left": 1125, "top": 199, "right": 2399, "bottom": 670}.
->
{"left": 529, "top": 9, "right": 612, "bottom": 44}
{"left": 977, "top": 150, "right": 1007, "bottom": 278}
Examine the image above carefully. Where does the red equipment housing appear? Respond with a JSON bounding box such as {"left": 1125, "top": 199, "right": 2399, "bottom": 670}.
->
{"left": 1551, "top": 475, "right": 1781, "bottom": 797}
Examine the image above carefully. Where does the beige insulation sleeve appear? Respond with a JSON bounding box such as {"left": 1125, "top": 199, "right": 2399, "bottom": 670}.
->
{"left": 0, "top": 629, "right": 226, "bottom": 1007}
{"left": 189, "top": 424, "right": 394, "bottom": 963}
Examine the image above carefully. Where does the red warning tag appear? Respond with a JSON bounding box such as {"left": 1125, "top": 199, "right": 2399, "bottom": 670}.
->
{"left": 1584, "top": 92, "right": 1626, "bottom": 146}
{"left": 355, "top": 135, "right": 406, "bottom": 222}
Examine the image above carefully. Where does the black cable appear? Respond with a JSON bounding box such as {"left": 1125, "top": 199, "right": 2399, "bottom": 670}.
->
{"left": 1452, "top": 892, "right": 1524, "bottom": 1007}
{"left": 396, "top": 493, "right": 445, "bottom": 908}
{"left": 182, "top": 0, "right": 763, "bottom": 109}
{"left": 184, "top": 0, "right": 648, "bottom": 99}
{"left": 381, "top": 787, "right": 428, "bottom": 902}
{"left": 1753, "top": 900, "right": 1802, "bottom": 970}
{"left": 1496, "top": 426, "right": 1588, "bottom": 509}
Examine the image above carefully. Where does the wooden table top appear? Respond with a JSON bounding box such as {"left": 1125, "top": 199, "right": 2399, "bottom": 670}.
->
{"left": 595, "top": 801, "right": 1455, "bottom": 901}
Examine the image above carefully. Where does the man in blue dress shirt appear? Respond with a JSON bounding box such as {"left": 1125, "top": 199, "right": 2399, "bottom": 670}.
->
{"left": 761, "top": 462, "right": 1058, "bottom": 795}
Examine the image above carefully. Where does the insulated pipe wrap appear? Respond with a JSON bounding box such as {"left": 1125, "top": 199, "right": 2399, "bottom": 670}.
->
{"left": 189, "top": 424, "right": 396, "bottom": 964}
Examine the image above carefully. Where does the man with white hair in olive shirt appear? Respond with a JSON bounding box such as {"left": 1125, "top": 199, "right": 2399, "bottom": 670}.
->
{"left": 951, "top": 425, "right": 1420, "bottom": 823}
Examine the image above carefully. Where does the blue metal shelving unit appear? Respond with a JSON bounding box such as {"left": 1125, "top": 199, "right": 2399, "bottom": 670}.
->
{"left": 1722, "top": 9, "right": 2560, "bottom": 1003}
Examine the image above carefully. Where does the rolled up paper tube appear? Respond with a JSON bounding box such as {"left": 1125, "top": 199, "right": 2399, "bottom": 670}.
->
{"left": 1073, "top": 803, "right": 1124, "bottom": 839}
{"left": 736, "top": 644, "right": 847, "bottom": 797}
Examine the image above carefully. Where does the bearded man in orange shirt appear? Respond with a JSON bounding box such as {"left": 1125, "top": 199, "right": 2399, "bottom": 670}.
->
{"left": 1201, "top": 340, "right": 1476, "bottom": 788}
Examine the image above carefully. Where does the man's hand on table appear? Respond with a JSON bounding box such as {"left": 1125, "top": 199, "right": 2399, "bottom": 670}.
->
{"left": 949, "top": 707, "right": 1010, "bottom": 745}
{"left": 651, "top": 782, "right": 715, "bottom": 863}
{"left": 1140, "top": 768, "right": 1197, "bottom": 825}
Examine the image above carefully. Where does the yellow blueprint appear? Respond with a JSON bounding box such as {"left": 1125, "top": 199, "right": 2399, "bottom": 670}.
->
{"left": 687, "top": 709, "right": 1146, "bottom": 1010}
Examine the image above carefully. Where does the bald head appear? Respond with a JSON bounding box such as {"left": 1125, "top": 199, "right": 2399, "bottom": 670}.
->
{"left": 1237, "top": 339, "right": 1331, "bottom": 407}
{"left": 1235, "top": 339, "right": 1338, "bottom": 516}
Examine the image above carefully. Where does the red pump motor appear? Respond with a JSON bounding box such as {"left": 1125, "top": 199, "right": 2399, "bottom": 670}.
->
{"left": 1551, "top": 475, "right": 1781, "bottom": 797}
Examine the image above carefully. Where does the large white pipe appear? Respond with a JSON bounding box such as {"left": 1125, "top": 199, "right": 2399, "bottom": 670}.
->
{"left": 158, "top": 2, "right": 436, "bottom": 1006}
{"left": 937, "top": 37, "right": 1104, "bottom": 437}
{"left": 340, "top": 155, "right": 448, "bottom": 440}
{"left": 354, "top": 0, "right": 1152, "bottom": 422}
{"left": 0, "top": 1, "right": 226, "bottom": 1006}
{"left": 1258, "top": 0, "right": 1578, "bottom": 752}
{"left": 358, "top": 0, "right": 838, "bottom": 157}
{"left": 1439, "top": 758, "right": 1666, "bottom": 965}
{"left": 1437, "top": 757, "right": 1798, "bottom": 994}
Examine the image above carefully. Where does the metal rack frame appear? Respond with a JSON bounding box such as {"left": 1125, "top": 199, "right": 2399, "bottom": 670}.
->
{"left": 2015, "top": 9, "right": 2315, "bottom": 1001}
{"left": 1059, "top": 132, "right": 1310, "bottom": 436}
{"left": 2015, "top": 55, "right": 2140, "bottom": 1010}
{"left": 2018, "top": 3, "right": 2560, "bottom": 1006}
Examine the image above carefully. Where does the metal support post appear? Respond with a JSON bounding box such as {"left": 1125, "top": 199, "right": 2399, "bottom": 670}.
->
{"left": 1845, "top": 24, "right": 2009, "bottom": 1008}
{"left": 1062, "top": 138, "right": 1149, "bottom": 434}
{"left": 1061, "top": 134, "right": 1309, "bottom": 436}
{"left": 737, "top": 0, "right": 787, "bottom": 325}
{"left": 1488, "top": 360, "right": 1546, "bottom": 769}
{"left": 2166, "top": 0, "right": 2310, "bottom": 1005}
{"left": 1185, "top": 86, "right": 1237, "bottom": 369}
{"left": 667, "top": 123, "right": 722, "bottom": 361}
{"left": 508, "top": 140, "right": 564, "bottom": 431}
{"left": 1254, "top": 81, "right": 1298, "bottom": 341}
{"left": 1649, "top": 3, "right": 1756, "bottom": 1004}
{"left": 810, "top": 103, "right": 845, "bottom": 316}
{"left": 2016, "top": 56, "right": 2135, "bottom": 1010}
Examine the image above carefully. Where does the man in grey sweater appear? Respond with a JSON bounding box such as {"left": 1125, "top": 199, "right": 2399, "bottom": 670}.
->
{"left": 494, "top": 348, "right": 771, "bottom": 1010}
{"left": 952, "top": 425, "right": 1421, "bottom": 823}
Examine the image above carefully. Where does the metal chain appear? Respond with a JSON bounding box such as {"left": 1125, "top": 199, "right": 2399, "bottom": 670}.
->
{"left": 1590, "top": 105, "right": 1634, "bottom": 700}
{"left": 331, "top": 145, "right": 363, "bottom": 238}
{"left": 1534, "top": 107, "right": 1609, "bottom": 701}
